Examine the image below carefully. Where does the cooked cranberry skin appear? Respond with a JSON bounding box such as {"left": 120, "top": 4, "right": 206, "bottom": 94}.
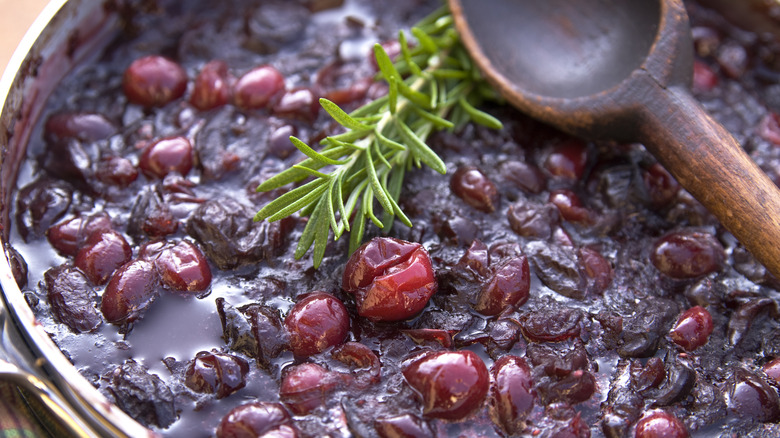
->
{"left": 139, "top": 136, "right": 193, "bottom": 179}
{"left": 342, "top": 237, "right": 436, "bottom": 322}
{"left": 284, "top": 292, "right": 350, "bottom": 357}
{"left": 402, "top": 350, "right": 489, "bottom": 420}
{"left": 651, "top": 230, "right": 725, "bottom": 279}
{"left": 96, "top": 156, "right": 139, "bottom": 187}
{"left": 692, "top": 60, "right": 719, "bottom": 93}
{"left": 185, "top": 351, "right": 249, "bottom": 399}
{"left": 100, "top": 259, "right": 160, "bottom": 325}
{"left": 279, "top": 363, "right": 339, "bottom": 415}
{"left": 374, "top": 414, "right": 432, "bottom": 438}
{"left": 544, "top": 140, "right": 588, "bottom": 181}
{"left": 190, "top": 60, "right": 232, "bottom": 110}
{"left": 44, "top": 112, "right": 115, "bottom": 143}
{"left": 272, "top": 87, "right": 319, "bottom": 121}
{"left": 474, "top": 256, "right": 531, "bottom": 316}
{"left": 549, "top": 189, "right": 590, "bottom": 223}
{"left": 726, "top": 368, "right": 780, "bottom": 422}
{"left": 123, "top": 55, "right": 187, "bottom": 107}
{"left": 669, "top": 306, "right": 713, "bottom": 351}
{"left": 634, "top": 410, "right": 689, "bottom": 438}
{"left": 75, "top": 230, "right": 132, "bottom": 285}
{"left": 763, "top": 358, "right": 780, "bottom": 384}
{"left": 643, "top": 163, "right": 679, "bottom": 207}
{"left": 450, "top": 166, "right": 499, "bottom": 213}
{"left": 489, "top": 356, "right": 535, "bottom": 436}
{"left": 233, "top": 65, "right": 285, "bottom": 109}
{"left": 44, "top": 265, "right": 102, "bottom": 333}
{"left": 47, "top": 213, "right": 113, "bottom": 257}
{"left": 154, "top": 240, "right": 212, "bottom": 293}
{"left": 217, "top": 402, "right": 296, "bottom": 438}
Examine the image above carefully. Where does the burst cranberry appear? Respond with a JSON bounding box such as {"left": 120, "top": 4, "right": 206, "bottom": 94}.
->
{"left": 47, "top": 213, "right": 113, "bottom": 257}
{"left": 139, "top": 136, "right": 193, "bottom": 179}
{"left": 549, "top": 189, "right": 590, "bottom": 223}
{"left": 651, "top": 230, "right": 725, "bottom": 279}
{"left": 643, "top": 163, "right": 679, "bottom": 207}
{"left": 521, "top": 307, "right": 582, "bottom": 342}
{"left": 284, "top": 292, "right": 350, "bottom": 357}
{"left": 634, "top": 411, "right": 689, "bottom": 438}
{"left": 75, "top": 230, "right": 132, "bottom": 285}
{"left": 154, "top": 240, "right": 212, "bottom": 293}
{"left": 217, "top": 402, "right": 297, "bottom": 438}
{"left": 490, "top": 356, "right": 535, "bottom": 436}
{"left": 501, "top": 160, "right": 546, "bottom": 194}
{"left": 401, "top": 329, "right": 456, "bottom": 348}
{"left": 185, "top": 351, "right": 249, "bottom": 399}
{"left": 332, "top": 342, "right": 381, "bottom": 387}
{"left": 402, "top": 350, "right": 489, "bottom": 420}
{"left": 726, "top": 368, "right": 780, "bottom": 422}
{"left": 96, "top": 156, "right": 139, "bottom": 187}
{"left": 669, "top": 306, "right": 713, "bottom": 351}
{"left": 374, "top": 414, "right": 432, "bottom": 438}
{"left": 692, "top": 60, "right": 719, "bottom": 93}
{"left": 474, "top": 256, "right": 531, "bottom": 316}
{"left": 100, "top": 259, "right": 160, "bottom": 325}
{"left": 450, "top": 166, "right": 499, "bottom": 213}
{"left": 342, "top": 237, "right": 436, "bottom": 322}
{"left": 233, "top": 65, "right": 285, "bottom": 109}
{"left": 273, "top": 87, "right": 319, "bottom": 121}
{"left": 44, "top": 265, "right": 102, "bottom": 333}
{"left": 123, "top": 55, "right": 187, "bottom": 107}
{"left": 579, "top": 247, "right": 613, "bottom": 294}
{"left": 763, "top": 358, "right": 780, "bottom": 384}
{"left": 279, "top": 363, "right": 339, "bottom": 415}
{"left": 44, "top": 112, "right": 115, "bottom": 143}
{"left": 190, "top": 60, "right": 232, "bottom": 110}
{"left": 544, "top": 139, "right": 588, "bottom": 181}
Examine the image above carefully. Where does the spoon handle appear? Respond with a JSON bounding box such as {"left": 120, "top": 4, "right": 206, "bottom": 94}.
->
{"left": 638, "top": 83, "right": 780, "bottom": 278}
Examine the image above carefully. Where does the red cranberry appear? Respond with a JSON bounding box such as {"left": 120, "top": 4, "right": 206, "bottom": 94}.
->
{"left": 272, "top": 87, "right": 319, "bottom": 121}
{"left": 75, "top": 230, "right": 132, "bottom": 285}
{"left": 759, "top": 112, "right": 780, "bottom": 146}
{"left": 692, "top": 60, "right": 719, "bottom": 93}
{"left": 631, "top": 357, "right": 666, "bottom": 391}
{"left": 489, "top": 356, "right": 535, "bottom": 436}
{"left": 634, "top": 410, "right": 689, "bottom": 438}
{"left": 190, "top": 60, "right": 232, "bottom": 110}
{"left": 154, "top": 240, "right": 212, "bottom": 293}
{"left": 123, "top": 55, "right": 187, "bottom": 107}
{"left": 549, "top": 189, "right": 590, "bottom": 223}
{"left": 651, "top": 230, "right": 725, "bottom": 279}
{"left": 457, "top": 239, "right": 491, "bottom": 278}
{"left": 669, "top": 306, "right": 714, "bottom": 351}
{"left": 342, "top": 237, "right": 436, "bottom": 322}
{"left": 726, "top": 368, "right": 780, "bottom": 422}
{"left": 331, "top": 342, "right": 381, "bottom": 387}
{"left": 763, "top": 358, "right": 780, "bottom": 384}
{"left": 450, "top": 166, "right": 499, "bottom": 213}
{"left": 284, "top": 292, "right": 350, "bottom": 357}
{"left": 374, "top": 414, "right": 432, "bottom": 438}
{"left": 544, "top": 140, "right": 588, "bottom": 181}
{"left": 185, "top": 351, "right": 249, "bottom": 399}
{"left": 279, "top": 363, "right": 339, "bottom": 415}
{"left": 44, "top": 112, "right": 115, "bottom": 143}
{"left": 233, "top": 65, "right": 285, "bottom": 109}
{"left": 402, "top": 350, "right": 489, "bottom": 420}
{"left": 474, "top": 256, "right": 530, "bottom": 316}
{"left": 139, "top": 136, "right": 193, "bottom": 179}
{"left": 217, "top": 402, "right": 296, "bottom": 438}
{"left": 47, "top": 213, "right": 113, "bottom": 257}
{"left": 579, "top": 247, "right": 613, "bottom": 295}
{"left": 642, "top": 163, "right": 679, "bottom": 207}
{"left": 100, "top": 259, "right": 159, "bottom": 325}
{"left": 96, "top": 156, "right": 139, "bottom": 187}
{"left": 401, "top": 329, "right": 456, "bottom": 348}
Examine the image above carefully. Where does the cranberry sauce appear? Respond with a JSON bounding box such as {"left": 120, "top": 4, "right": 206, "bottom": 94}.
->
{"left": 7, "top": 0, "right": 780, "bottom": 437}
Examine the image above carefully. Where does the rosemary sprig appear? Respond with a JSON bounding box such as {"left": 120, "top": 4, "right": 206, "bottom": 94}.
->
{"left": 254, "top": 6, "right": 503, "bottom": 268}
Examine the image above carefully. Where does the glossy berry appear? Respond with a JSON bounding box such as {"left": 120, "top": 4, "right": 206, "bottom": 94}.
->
{"left": 450, "top": 166, "right": 499, "bottom": 213}
{"left": 549, "top": 189, "right": 590, "bottom": 223}
{"left": 402, "top": 350, "right": 489, "bottom": 420}
{"left": 44, "top": 112, "right": 115, "bottom": 143}
{"left": 374, "top": 414, "right": 432, "bottom": 438}
{"left": 96, "top": 156, "right": 139, "bottom": 187}
{"left": 643, "top": 163, "right": 679, "bottom": 207}
{"left": 579, "top": 247, "right": 613, "bottom": 295}
{"left": 47, "top": 213, "right": 113, "bottom": 257}
{"left": 544, "top": 140, "right": 588, "bottom": 181}
{"left": 489, "top": 356, "right": 535, "bottom": 436}
{"left": 669, "top": 306, "right": 713, "bottom": 351}
{"left": 190, "top": 60, "right": 232, "bottom": 110}
{"left": 100, "top": 259, "right": 160, "bottom": 325}
{"left": 154, "top": 240, "right": 212, "bottom": 293}
{"left": 185, "top": 351, "right": 249, "bottom": 399}
{"left": 763, "top": 358, "right": 780, "bottom": 384}
{"left": 75, "top": 230, "right": 132, "bottom": 285}
{"left": 284, "top": 292, "right": 350, "bottom": 357}
{"left": 651, "top": 230, "right": 725, "bottom": 279}
{"left": 692, "top": 60, "right": 719, "bottom": 93}
{"left": 726, "top": 368, "right": 780, "bottom": 422}
{"left": 342, "top": 237, "right": 436, "bottom": 322}
{"left": 634, "top": 411, "right": 689, "bottom": 438}
{"left": 272, "top": 87, "right": 319, "bottom": 121}
{"left": 474, "top": 255, "right": 531, "bottom": 316}
{"left": 233, "top": 65, "right": 285, "bottom": 109}
{"left": 279, "top": 363, "right": 339, "bottom": 415}
{"left": 139, "top": 136, "right": 193, "bottom": 179}
{"left": 216, "top": 402, "right": 296, "bottom": 438}
{"left": 123, "top": 55, "right": 187, "bottom": 107}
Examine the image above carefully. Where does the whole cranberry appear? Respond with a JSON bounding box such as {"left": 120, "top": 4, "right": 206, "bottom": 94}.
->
{"left": 47, "top": 213, "right": 113, "bottom": 257}
{"left": 726, "top": 368, "right": 780, "bottom": 422}
{"left": 233, "top": 65, "right": 285, "bottom": 110}
{"left": 139, "top": 136, "right": 193, "bottom": 179}
{"left": 669, "top": 306, "right": 713, "bottom": 351}
{"left": 284, "top": 292, "right": 350, "bottom": 357}
{"left": 154, "top": 240, "right": 212, "bottom": 293}
{"left": 763, "top": 358, "right": 780, "bottom": 384}
{"left": 450, "top": 166, "right": 499, "bottom": 213}
{"left": 185, "top": 351, "right": 249, "bottom": 399}
{"left": 544, "top": 139, "right": 588, "bottom": 181}
{"left": 549, "top": 189, "right": 590, "bottom": 223}
{"left": 279, "top": 363, "right": 339, "bottom": 415}
{"left": 643, "top": 163, "right": 679, "bottom": 207}
{"left": 96, "top": 156, "right": 139, "bottom": 187}
{"left": 217, "top": 402, "right": 297, "bottom": 438}
{"left": 474, "top": 256, "right": 531, "bottom": 316}
{"left": 402, "top": 350, "right": 489, "bottom": 420}
{"left": 75, "top": 230, "right": 132, "bottom": 285}
{"left": 190, "top": 60, "right": 232, "bottom": 110}
{"left": 100, "top": 259, "right": 160, "bottom": 325}
{"left": 272, "top": 87, "right": 319, "bottom": 121}
{"left": 123, "top": 55, "right": 187, "bottom": 107}
{"left": 489, "top": 356, "right": 535, "bottom": 436}
{"left": 342, "top": 237, "right": 436, "bottom": 322}
{"left": 634, "top": 410, "right": 689, "bottom": 438}
{"left": 650, "top": 230, "right": 725, "bottom": 279}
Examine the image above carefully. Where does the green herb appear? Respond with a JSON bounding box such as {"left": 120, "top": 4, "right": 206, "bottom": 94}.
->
{"left": 254, "top": 6, "right": 502, "bottom": 268}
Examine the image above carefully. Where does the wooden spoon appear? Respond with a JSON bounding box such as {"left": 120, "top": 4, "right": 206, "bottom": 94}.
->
{"left": 449, "top": 0, "right": 780, "bottom": 279}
